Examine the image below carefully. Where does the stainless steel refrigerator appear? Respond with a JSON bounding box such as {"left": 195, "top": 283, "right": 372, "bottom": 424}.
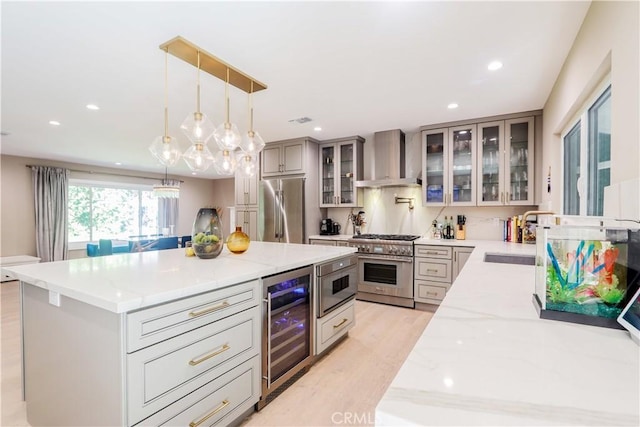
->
{"left": 259, "top": 177, "right": 307, "bottom": 243}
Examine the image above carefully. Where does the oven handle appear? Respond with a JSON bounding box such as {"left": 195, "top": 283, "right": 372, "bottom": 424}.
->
{"left": 357, "top": 255, "right": 414, "bottom": 263}
{"left": 262, "top": 293, "right": 272, "bottom": 388}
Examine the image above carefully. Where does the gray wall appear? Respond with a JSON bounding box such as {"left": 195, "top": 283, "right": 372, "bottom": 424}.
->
{"left": 0, "top": 154, "right": 234, "bottom": 257}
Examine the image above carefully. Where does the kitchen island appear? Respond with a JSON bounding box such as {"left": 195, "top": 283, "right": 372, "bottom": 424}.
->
{"left": 3, "top": 242, "right": 355, "bottom": 427}
{"left": 376, "top": 239, "right": 639, "bottom": 426}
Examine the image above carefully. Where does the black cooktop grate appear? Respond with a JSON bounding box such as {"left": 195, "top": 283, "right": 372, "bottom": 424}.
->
{"left": 351, "top": 234, "right": 420, "bottom": 241}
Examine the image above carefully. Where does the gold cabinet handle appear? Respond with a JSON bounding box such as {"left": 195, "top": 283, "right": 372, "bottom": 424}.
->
{"left": 189, "top": 344, "right": 230, "bottom": 366}
{"left": 425, "top": 251, "right": 439, "bottom": 255}
{"left": 506, "top": 192, "right": 510, "bottom": 204}
{"left": 426, "top": 291, "right": 438, "bottom": 296}
{"left": 189, "top": 301, "right": 230, "bottom": 317}
{"left": 501, "top": 192, "right": 504, "bottom": 203}
{"left": 333, "top": 318, "right": 349, "bottom": 329}
{"left": 189, "top": 399, "right": 230, "bottom": 427}
{"left": 426, "top": 269, "right": 439, "bottom": 273}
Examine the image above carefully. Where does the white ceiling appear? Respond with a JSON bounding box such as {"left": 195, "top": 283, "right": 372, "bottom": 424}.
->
{"left": 1, "top": 1, "right": 591, "bottom": 179}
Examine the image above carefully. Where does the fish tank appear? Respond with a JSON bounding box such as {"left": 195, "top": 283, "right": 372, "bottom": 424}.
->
{"left": 534, "top": 222, "right": 640, "bottom": 329}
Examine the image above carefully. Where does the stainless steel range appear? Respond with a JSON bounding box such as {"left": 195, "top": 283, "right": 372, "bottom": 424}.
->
{"left": 348, "top": 234, "right": 420, "bottom": 308}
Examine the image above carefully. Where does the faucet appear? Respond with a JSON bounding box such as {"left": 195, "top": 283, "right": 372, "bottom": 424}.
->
{"left": 520, "top": 211, "right": 556, "bottom": 229}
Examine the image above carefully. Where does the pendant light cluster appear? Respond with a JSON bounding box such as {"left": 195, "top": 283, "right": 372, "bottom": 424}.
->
{"left": 149, "top": 36, "right": 267, "bottom": 178}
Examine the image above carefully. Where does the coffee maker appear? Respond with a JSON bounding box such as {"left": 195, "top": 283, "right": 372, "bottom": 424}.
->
{"left": 320, "top": 218, "right": 334, "bottom": 235}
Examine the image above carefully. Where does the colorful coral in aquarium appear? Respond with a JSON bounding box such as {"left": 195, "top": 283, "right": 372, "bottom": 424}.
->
{"left": 545, "top": 240, "right": 625, "bottom": 318}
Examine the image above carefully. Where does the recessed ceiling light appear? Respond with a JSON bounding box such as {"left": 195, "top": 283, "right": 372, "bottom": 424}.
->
{"left": 447, "top": 103, "right": 458, "bottom": 109}
{"left": 49, "top": 120, "right": 61, "bottom": 126}
{"left": 115, "top": 162, "right": 122, "bottom": 166}
{"left": 314, "top": 126, "right": 322, "bottom": 132}
{"left": 191, "top": 172, "right": 197, "bottom": 175}
{"left": 86, "top": 104, "right": 100, "bottom": 110}
{"left": 488, "top": 61, "right": 503, "bottom": 71}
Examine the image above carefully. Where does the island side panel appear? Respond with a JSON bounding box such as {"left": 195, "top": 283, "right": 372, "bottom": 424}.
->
{"left": 22, "top": 283, "right": 125, "bottom": 426}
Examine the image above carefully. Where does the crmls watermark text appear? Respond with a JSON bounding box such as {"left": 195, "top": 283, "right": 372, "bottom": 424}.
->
{"left": 331, "top": 411, "right": 375, "bottom": 425}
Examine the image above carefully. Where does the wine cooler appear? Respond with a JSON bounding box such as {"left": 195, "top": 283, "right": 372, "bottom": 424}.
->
{"left": 258, "top": 265, "right": 314, "bottom": 409}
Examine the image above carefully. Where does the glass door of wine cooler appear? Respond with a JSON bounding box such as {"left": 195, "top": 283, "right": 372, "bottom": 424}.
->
{"left": 478, "top": 121, "right": 505, "bottom": 205}
{"left": 260, "top": 265, "right": 313, "bottom": 408}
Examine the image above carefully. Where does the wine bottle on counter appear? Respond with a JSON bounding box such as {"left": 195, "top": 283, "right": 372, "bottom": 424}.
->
{"left": 445, "top": 216, "right": 452, "bottom": 240}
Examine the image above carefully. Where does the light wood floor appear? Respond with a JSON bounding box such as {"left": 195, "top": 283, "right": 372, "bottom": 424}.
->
{"left": 1, "top": 281, "right": 432, "bottom": 426}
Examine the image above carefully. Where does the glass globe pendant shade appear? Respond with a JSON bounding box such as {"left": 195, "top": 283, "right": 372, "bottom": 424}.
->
{"left": 183, "top": 143, "right": 215, "bottom": 172}
{"left": 239, "top": 130, "right": 265, "bottom": 155}
{"left": 214, "top": 121, "right": 242, "bottom": 151}
{"left": 180, "top": 111, "right": 215, "bottom": 144}
{"left": 236, "top": 152, "right": 257, "bottom": 177}
{"left": 213, "top": 149, "right": 237, "bottom": 176}
{"left": 149, "top": 135, "right": 182, "bottom": 167}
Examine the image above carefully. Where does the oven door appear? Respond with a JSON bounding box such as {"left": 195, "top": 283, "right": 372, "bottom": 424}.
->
{"left": 357, "top": 255, "right": 413, "bottom": 299}
{"left": 318, "top": 264, "right": 357, "bottom": 317}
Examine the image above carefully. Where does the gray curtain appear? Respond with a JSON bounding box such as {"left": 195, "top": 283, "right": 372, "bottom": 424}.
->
{"left": 158, "top": 179, "right": 180, "bottom": 234}
{"left": 31, "top": 166, "right": 69, "bottom": 262}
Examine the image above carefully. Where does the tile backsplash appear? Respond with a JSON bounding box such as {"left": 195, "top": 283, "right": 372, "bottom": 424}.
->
{"left": 326, "top": 187, "right": 537, "bottom": 240}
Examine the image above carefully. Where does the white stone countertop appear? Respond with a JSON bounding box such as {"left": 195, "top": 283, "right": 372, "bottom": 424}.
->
{"left": 2, "top": 242, "right": 355, "bottom": 313}
{"left": 376, "top": 240, "right": 640, "bottom": 426}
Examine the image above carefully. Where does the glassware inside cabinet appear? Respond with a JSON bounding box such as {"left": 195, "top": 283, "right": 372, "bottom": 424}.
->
{"left": 425, "top": 132, "right": 445, "bottom": 203}
{"left": 340, "top": 143, "right": 354, "bottom": 204}
{"left": 481, "top": 125, "right": 501, "bottom": 202}
{"left": 509, "top": 121, "right": 530, "bottom": 202}
{"left": 451, "top": 128, "right": 473, "bottom": 202}
{"left": 321, "top": 146, "right": 335, "bottom": 204}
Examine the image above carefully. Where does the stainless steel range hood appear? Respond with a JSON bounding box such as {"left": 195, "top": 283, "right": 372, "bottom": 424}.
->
{"left": 355, "top": 129, "right": 422, "bottom": 188}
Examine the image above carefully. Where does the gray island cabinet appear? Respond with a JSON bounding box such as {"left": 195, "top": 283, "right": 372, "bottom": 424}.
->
{"left": 5, "top": 242, "right": 355, "bottom": 427}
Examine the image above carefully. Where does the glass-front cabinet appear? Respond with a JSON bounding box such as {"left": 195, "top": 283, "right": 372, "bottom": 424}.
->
{"left": 505, "top": 117, "right": 534, "bottom": 204}
{"left": 423, "top": 129, "right": 447, "bottom": 205}
{"left": 477, "top": 116, "right": 534, "bottom": 206}
{"left": 319, "top": 136, "right": 364, "bottom": 207}
{"left": 449, "top": 125, "right": 477, "bottom": 205}
{"left": 422, "top": 126, "right": 476, "bottom": 206}
{"left": 478, "top": 121, "right": 505, "bottom": 205}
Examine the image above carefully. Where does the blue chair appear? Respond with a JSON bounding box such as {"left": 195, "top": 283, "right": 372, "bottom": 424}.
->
{"left": 99, "top": 239, "right": 113, "bottom": 256}
{"left": 86, "top": 243, "right": 100, "bottom": 257}
{"left": 157, "top": 236, "right": 179, "bottom": 250}
{"left": 180, "top": 235, "right": 192, "bottom": 248}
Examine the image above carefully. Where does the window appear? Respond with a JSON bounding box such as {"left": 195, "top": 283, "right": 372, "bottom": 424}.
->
{"left": 562, "top": 84, "right": 611, "bottom": 216}
{"left": 68, "top": 181, "right": 159, "bottom": 243}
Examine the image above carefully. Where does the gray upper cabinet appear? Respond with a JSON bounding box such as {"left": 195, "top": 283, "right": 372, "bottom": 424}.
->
{"left": 319, "top": 136, "right": 364, "bottom": 207}
{"left": 235, "top": 172, "right": 259, "bottom": 206}
{"left": 422, "top": 112, "right": 539, "bottom": 207}
{"left": 261, "top": 139, "right": 306, "bottom": 177}
{"left": 477, "top": 116, "right": 534, "bottom": 206}
{"left": 422, "top": 125, "right": 477, "bottom": 207}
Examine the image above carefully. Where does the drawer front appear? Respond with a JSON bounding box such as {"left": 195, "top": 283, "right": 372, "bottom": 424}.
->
{"left": 126, "top": 280, "right": 259, "bottom": 352}
{"left": 309, "top": 239, "right": 337, "bottom": 246}
{"left": 137, "top": 355, "right": 260, "bottom": 427}
{"left": 317, "top": 300, "right": 355, "bottom": 354}
{"left": 415, "top": 245, "right": 452, "bottom": 259}
{"left": 127, "top": 307, "right": 260, "bottom": 425}
{"left": 414, "top": 258, "right": 452, "bottom": 283}
{"left": 415, "top": 280, "right": 448, "bottom": 304}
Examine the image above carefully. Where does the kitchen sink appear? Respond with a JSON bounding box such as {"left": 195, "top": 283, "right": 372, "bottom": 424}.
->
{"left": 483, "top": 252, "right": 535, "bottom": 266}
